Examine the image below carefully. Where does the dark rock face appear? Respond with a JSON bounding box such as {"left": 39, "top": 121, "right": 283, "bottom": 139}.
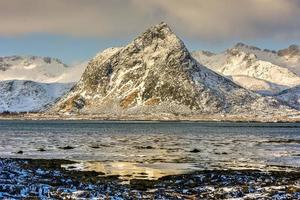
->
{"left": 234, "top": 42, "right": 261, "bottom": 51}
{"left": 278, "top": 45, "right": 300, "bottom": 57}
{"left": 51, "top": 23, "right": 290, "bottom": 116}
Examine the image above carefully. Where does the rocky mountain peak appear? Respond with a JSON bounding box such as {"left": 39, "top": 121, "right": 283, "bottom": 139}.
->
{"left": 127, "top": 22, "right": 187, "bottom": 56}
{"left": 135, "top": 22, "right": 174, "bottom": 43}
{"left": 50, "top": 23, "right": 293, "bottom": 117}
{"left": 234, "top": 42, "right": 247, "bottom": 48}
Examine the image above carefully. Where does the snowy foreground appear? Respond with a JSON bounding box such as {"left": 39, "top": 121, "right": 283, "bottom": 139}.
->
{"left": 0, "top": 158, "right": 299, "bottom": 199}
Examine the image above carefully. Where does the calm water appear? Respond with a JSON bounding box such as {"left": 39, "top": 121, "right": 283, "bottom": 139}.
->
{"left": 0, "top": 120, "right": 300, "bottom": 179}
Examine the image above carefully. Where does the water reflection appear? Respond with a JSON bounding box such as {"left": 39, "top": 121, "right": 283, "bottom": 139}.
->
{"left": 63, "top": 162, "right": 198, "bottom": 180}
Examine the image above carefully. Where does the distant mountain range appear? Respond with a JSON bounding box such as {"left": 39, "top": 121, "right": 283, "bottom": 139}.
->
{"left": 0, "top": 55, "right": 84, "bottom": 83}
{"left": 192, "top": 44, "right": 300, "bottom": 95}
{"left": 192, "top": 43, "right": 300, "bottom": 109}
{"left": 0, "top": 23, "right": 299, "bottom": 120}
{"left": 0, "top": 56, "right": 81, "bottom": 113}
{"left": 0, "top": 80, "right": 73, "bottom": 113}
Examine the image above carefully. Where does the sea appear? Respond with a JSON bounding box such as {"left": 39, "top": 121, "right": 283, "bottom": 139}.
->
{"left": 0, "top": 120, "right": 299, "bottom": 180}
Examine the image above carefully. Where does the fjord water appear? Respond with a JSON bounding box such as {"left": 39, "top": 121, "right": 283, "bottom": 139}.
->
{"left": 0, "top": 121, "right": 299, "bottom": 179}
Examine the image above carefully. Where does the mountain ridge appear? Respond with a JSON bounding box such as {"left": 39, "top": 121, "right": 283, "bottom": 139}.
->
{"left": 192, "top": 44, "right": 300, "bottom": 95}
{"left": 0, "top": 55, "right": 83, "bottom": 83}
{"left": 0, "top": 80, "right": 73, "bottom": 113}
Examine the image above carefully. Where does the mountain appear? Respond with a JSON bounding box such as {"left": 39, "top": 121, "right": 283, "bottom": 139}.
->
{"left": 232, "top": 43, "right": 300, "bottom": 76}
{"left": 278, "top": 44, "right": 300, "bottom": 58}
{"left": 0, "top": 56, "right": 85, "bottom": 113}
{"left": 277, "top": 45, "right": 300, "bottom": 76}
{"left": 192, "top": 44, "right": 300, "bottom": 95}
{"left": 0, "top": 55, "right": 83, "bottom": 83}
{"left": 275, "top": 86, "right": 300, "bottom": 110}
{"left": 0, "top": 80, "right": 73, "bottom": 113}
{"left": 50, "top": 22, "right": 293, "bottom": 118}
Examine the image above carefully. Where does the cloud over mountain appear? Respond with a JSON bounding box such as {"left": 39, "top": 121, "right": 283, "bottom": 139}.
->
{"left": 0, "top": 0, "right": 299, "bottom": 42}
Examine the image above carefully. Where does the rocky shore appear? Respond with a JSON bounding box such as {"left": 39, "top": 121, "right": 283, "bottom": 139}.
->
{"left": 1, "top": 113, "right": 300, "bottom": 122}
{"left": 0, "top": 158, "right": 299, "bottom": 199}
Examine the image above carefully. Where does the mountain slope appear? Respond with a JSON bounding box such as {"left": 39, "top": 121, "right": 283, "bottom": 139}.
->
{"left": 0, "top": 80, "right": 73, "bottom": 113}
{"left": 233, "top": 43, "right": 300, "bottom": 76}
{"left": 0, "top": 56, "right": 83, "bottom": 83}
{"left": 50, "top": 23, "right": 291, "bottom": 117}
{"left": 275, "top": 86, "right": 300, "bottom": 110}
{"left": 192, "top": 45, "right": 300, "bottom": 95}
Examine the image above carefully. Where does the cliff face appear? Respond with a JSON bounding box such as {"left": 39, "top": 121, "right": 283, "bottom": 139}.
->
{"left": 50, "top": 23, "right": 291, "bottom": 116}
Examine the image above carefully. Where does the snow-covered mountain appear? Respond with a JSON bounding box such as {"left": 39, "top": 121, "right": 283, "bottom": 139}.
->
{"left": 0, "top": 55, "right": 84, "bottom": 83}
{"left": 275, "top": 86, "right": 300, "bottom": 110}
{"left": 50, "top": 23, "right": 293, "bottom": 117}
{"left": 192, "top": 43, "right": 300, "bottom": 95}
{"left": 0, "top": 80, "right": 73, "bottom": 113}
{"left": 233, "top": 43, "right": 300, "bottom": 76}
{"left": 0, "top": 56, "right": 83, "bottom": 113}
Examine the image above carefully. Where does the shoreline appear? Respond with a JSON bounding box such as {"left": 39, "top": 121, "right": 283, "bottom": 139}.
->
{"left": 1, "top": 158, "right": 299, "bottom": 199}
{"left": 0, "top": 113, "right": 300, "bottom": 123}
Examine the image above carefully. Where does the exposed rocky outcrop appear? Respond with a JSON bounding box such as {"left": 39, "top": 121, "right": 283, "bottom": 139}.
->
{"left": 278, "top": 45, "right": 300, "bottom": 57}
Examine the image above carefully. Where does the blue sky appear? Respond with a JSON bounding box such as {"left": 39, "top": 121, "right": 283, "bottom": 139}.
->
{"left": 1, "top": 34, "right": 298, "bottom": 64}
{"left": 0, "top": 34, "right": 132, "bottom": 64}
{"left": 0, "top": 0, "right": 299, "bottom": 64}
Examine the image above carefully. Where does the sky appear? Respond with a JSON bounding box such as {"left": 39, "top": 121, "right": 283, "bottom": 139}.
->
{"left": 0, "top": 0, "right": 299, "bottom": 64}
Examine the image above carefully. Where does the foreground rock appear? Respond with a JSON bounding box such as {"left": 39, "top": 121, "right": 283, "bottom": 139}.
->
{"left": 0, "top": 158, "right": 299, "bottom": 199}
{"left": 50, "top": 22, "right": 297, "bottom": 119}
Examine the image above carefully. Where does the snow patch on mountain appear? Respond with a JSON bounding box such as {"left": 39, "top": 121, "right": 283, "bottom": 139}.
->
{"left": 229, "top": 75, "right": 286, "bottom": 95}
